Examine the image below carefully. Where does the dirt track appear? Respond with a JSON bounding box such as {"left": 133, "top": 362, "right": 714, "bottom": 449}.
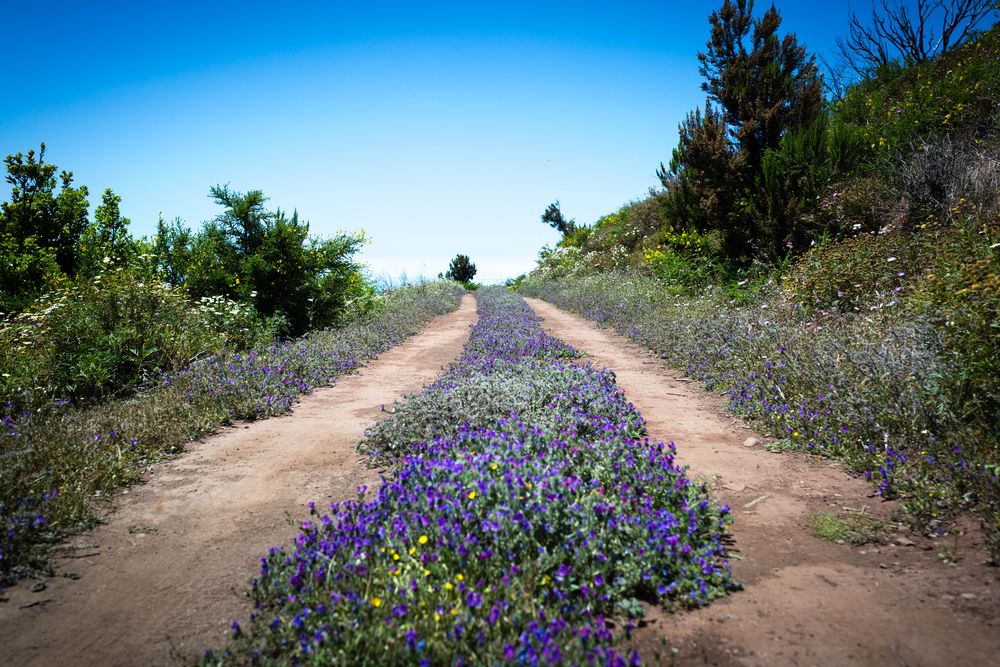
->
{"left": 0, "top": 295, "right": 477, "bottom": 667}
{"left": 2, "top": 293, "right": 997, "bottom": 667}
{"left": 526, "top": 297, "right": 999, "bottom": 667}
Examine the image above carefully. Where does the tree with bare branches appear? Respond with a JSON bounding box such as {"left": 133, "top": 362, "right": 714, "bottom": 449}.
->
{"left": 836, "top": 0, "right": 997, "bottom": 78}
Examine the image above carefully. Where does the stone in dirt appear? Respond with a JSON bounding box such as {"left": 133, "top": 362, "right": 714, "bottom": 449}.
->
{"left": 743, "top": 437, "right": 761, "bottom": 448}
{"left": 894, "top": 536, "right": 916, "bottom": 547}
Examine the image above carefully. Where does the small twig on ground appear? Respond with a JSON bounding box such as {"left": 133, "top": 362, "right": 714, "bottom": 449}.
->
{"left": 743, "top": 494, "right": 771, "bottom": 509}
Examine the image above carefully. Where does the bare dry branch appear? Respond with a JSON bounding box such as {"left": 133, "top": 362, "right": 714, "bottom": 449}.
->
{"left": 835, "top": 0, "right": 996, "bottom": 79}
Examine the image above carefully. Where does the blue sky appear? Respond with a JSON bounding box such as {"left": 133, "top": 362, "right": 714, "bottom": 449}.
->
{"left": 1, "top": 1, "right": 852, "bottom": 283}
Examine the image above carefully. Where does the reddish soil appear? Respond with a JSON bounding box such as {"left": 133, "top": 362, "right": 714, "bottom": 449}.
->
{"left": 0, "top": 295, "right": 477, "bottom": 667}
{"left": 525, "top": 297, "right": 1000, "bottom": 667}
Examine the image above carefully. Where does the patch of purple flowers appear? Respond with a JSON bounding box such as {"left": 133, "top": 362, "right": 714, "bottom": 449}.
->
{"left": 215, "top": 288, "right": 734, "bottom": 665}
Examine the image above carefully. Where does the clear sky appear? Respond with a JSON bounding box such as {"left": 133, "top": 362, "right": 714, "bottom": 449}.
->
{"left": 1, "top": 0, "right": 853, "bottom": 284}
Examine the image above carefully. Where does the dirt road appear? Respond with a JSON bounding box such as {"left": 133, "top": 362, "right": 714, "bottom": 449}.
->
{"left": 0, "top": 295, "right": 477, "bottom": 667}
{"left": 526, "top": 298, "right": 999, "bottom": 667}
{"left": 3, "top": 293, "right": 996, "bottom": 667}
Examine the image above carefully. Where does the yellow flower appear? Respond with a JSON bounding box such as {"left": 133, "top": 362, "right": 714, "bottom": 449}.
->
{"left": 371, "top": 597, "right": 382, "bottom": 607}
{"left": 457, "top": 574, "right": 464, "bottom": 581}
{"left": 409, "top": 547, "right": 416, "bottom": 555}
{"left": 418, "top": 534, "right": 428, "bottom": 545}
{"left": 445, "top": 582, "right": 453, "bottom": 590}
{"left": 468, "top": 490, "right": 476, "bottom": 500}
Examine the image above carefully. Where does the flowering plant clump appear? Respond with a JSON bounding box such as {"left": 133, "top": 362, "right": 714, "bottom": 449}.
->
{"left": 361, "top": 293, "right": 642, "bottom": 461}
{"left": 0, "top": 489, "right": 57, "bottom": 584}
{"left": 0, "top": 281, "right": 465, "bottom": 588}
{"left": 207, "top": 288, "right": 734, "bottom": 665}
{"left": 0, "top": 267, "right": 276, "bottom": 412}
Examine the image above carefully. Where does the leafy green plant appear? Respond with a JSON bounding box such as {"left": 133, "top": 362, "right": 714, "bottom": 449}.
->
{"left": 811, "top": 512, "right": 891, "bottom": 545}
{"left": 760, "top": 113, "right": 867, "bottom": 248}
{"left": 0, "top": 267, "right": 273, "bottom": 411}
{"left": 150, "top": 187, "right": 369, "bottom": 336}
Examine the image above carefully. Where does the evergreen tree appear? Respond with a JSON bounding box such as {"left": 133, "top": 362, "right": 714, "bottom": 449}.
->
{"left": 698, "top": 0, "right": 823, "bottom": 182}
{"left": 541, "top": 201, "right": 574, "bottom": 235}
{"left": 78, "top": 188, "right": 135, "bottom": 276}
{"left": 209, "top": 184, "right": 270, "bottom": 256}
{"left": 445, "top": 254, "right": 477, "bottom": 284}
{"left": 0, "top": 144, "right": 89, "bottom": 310}
{"left": 659, "top": 105, "right": 740, "bottom": 252}
{"left": 663, "top": 0, "right": 823, "bottom": 263}
{"left": 1, "top": 144, "right": 89, "bottom": 275}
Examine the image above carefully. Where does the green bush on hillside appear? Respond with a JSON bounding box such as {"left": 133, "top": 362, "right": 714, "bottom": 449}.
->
{"left": 836, "top": 27, "right": 999, "bottom": 156}
{"left": 0, "top": 266, "right": 274, "bottom": 411}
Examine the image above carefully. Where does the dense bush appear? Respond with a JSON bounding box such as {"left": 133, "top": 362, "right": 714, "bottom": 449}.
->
{"left": 0, "top": 281, "right": 464, "bottom": 588}
{"left": 520, "top": 270, "right": 1000, "bottom": 560}
{"left": 784, "top": 229, "right": 924, "bottom": 312}
{"left": 0, "top": 266, "right": 275, "bottom": 412}
{"left": 207, "top": 288, "right": 734, "bottom": 665}
{"left": 0, "top": 145, "right": 91, "bottom": 312}
{"left": 153, "top": 190, "right": 370, "bottom": 337}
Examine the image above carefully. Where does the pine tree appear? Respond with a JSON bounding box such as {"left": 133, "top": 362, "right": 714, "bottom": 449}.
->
{"left": 541, "top": 201, "right": 574, "bottom": 235}
{"left": 698, "top": 0, "right": 823, "bottom": 182}
{"left": 445, "top": 254, "right": 477, "bottom": 284}
{"left": 663, "top": 0, "right": 824, "bottom": 263}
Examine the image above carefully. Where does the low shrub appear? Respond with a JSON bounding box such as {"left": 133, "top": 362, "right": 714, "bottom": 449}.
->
{"left": 784, "top": 229, "right": 925, "bottom": 312}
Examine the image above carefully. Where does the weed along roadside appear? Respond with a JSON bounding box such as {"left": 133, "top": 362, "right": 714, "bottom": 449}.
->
{"left": 0, "top": 291, "right": 477, "bottom": 667}
{"left": 523, "top": 296, "right": 1000, "bottom": 666}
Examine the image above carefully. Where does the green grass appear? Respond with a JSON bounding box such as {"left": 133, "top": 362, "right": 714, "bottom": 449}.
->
{"left": 810, "top": 512, "right": 891, "bottom": 545}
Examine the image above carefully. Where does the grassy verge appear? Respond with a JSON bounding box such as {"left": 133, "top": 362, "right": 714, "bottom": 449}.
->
{"left": 0, "top": 281, "right": 465, "bottom": 588}
{"left": 205, "top": 287, "right": 735, "bottom": 665}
